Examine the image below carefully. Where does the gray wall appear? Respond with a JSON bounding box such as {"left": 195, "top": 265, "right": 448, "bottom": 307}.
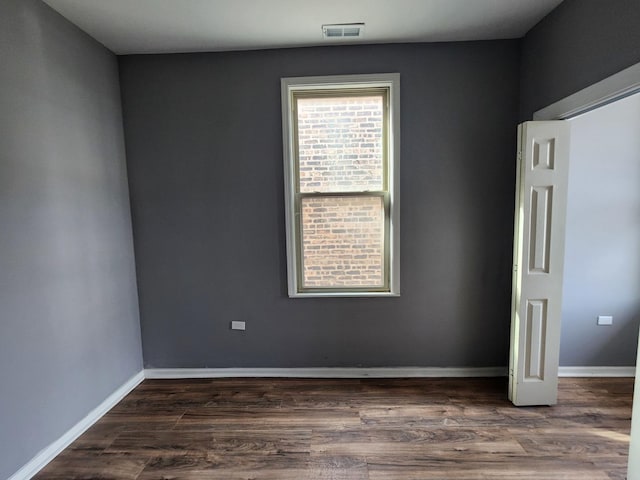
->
{"left": 119, "top": 41, "right": 520, "bottom": 369}
{"left": 562, "top": 94, "right": 640, "bottom": 366}
{"left": 0, "top": 1, "right": 142, "bottom": 478}
{"left": 520, "top": 0, "right": 640, "bottom": 119}
{"left": 521, "top": 0, "right": 640, "bottom": 365}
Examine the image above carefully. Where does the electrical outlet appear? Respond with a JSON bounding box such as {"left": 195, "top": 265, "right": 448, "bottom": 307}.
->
{"left": 231, "top": 321, "right": 246, "bottom": 331}
{"left": 597, "top": 315, "right": 613, "bottom": 326}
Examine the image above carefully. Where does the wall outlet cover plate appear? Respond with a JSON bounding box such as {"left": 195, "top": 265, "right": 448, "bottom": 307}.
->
{"left": 597, "top": 315, "right": 613, "bottom": 326}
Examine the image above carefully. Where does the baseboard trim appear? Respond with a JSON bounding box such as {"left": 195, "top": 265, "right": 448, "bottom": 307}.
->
{"left": 558, "top": 366, "right": 635, "bottom": 377}
{"left": 146, "top": 366, "right": 636, "bottom": 379}
{"left": 144, "top": 367, "right": 508, "bottom": 379}
{"left": 8, "top": 370, "right": 144, "bottom": 480}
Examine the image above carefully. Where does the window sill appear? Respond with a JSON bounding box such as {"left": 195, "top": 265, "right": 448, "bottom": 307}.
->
{"left": 289, "top": 291, "right": 400, "bottom": 298}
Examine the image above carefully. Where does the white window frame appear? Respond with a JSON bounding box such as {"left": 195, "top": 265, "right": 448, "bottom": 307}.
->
{"left": 281, "top": 73, "right": 400, "bottom": 298}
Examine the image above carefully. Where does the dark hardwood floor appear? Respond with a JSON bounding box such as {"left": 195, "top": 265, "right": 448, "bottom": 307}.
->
{"left": 34, "top": 377, "right": 633, "bottom": 479}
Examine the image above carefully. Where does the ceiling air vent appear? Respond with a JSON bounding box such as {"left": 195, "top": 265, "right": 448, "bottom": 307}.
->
{"left": 322, "top": 23, "right": 365, "bottom": 40}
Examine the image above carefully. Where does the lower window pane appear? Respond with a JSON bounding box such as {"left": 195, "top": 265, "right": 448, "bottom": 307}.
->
{"left": 301, "top": 195, "right": 384, "bottom": 289}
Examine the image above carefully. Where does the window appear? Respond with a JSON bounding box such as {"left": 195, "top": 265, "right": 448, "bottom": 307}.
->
{"left": 281, "top": 74, "right": 400, "bottom": 297}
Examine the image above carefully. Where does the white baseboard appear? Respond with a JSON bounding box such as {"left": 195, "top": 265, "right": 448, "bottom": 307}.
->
{"left": 146, "top": 366, "right": 636, "bottom": 379}
{"left": 558, "top": 366, "right": 635, "bottom": 377}
{"left": 8, "top": 370, "right": 144, "bottom": 480}
{"left": 144, "top": 366, "right": 508, "bottom": 379}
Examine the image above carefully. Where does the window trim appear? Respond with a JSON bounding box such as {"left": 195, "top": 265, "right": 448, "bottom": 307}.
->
{"left": 281, "top": 73, "right": 400, "bottom": 298}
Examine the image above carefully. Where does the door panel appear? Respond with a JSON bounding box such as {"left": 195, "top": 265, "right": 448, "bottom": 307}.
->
{"left": 509, "top": 121, "right": 570, "bottom": 406}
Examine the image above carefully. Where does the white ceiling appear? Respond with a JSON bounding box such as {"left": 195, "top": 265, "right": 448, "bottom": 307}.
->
{"left": 42, "top": 0, "right": 563, "bottom": 55}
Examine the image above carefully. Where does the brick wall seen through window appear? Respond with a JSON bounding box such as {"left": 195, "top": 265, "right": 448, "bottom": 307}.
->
{"left": 296, "top": 95, "right": 385, "bottom": 288}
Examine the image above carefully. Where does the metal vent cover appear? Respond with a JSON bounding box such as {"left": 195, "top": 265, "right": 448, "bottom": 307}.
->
{"left": 322, "top": 23, "right": 365, "bottom": 39}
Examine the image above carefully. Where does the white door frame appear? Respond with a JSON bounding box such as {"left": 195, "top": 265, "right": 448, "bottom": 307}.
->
{"left": 531, "top": 60, "right": 640, "bottom": 480}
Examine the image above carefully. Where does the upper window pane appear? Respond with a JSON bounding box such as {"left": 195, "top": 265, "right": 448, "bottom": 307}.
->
{"left": 296, "top": 94, "right": 384, "bottom": 193}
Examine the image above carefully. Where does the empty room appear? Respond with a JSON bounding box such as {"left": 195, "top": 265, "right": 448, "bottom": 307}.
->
{"left": 2, "top": 0, "right": 640, "bottom": 479}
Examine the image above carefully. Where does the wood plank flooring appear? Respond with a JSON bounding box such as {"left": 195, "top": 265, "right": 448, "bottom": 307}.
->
{"left": 34, "top": 377, "right": 633, "bottom": 480}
